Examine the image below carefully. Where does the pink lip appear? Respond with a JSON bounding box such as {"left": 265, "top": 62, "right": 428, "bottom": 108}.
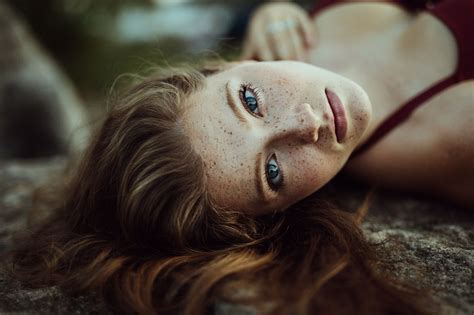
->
{"left": 325, "top": 88, "right": 347, "bottom": 143}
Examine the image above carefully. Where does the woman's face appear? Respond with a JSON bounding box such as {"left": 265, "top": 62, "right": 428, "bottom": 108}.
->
{"left": 183, "top": 61, "right": 372, "bottom": 215}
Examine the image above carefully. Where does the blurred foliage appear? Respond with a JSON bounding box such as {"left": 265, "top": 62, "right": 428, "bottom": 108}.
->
{"left": 6, "top": 0, "right": 312, "bottom": 104}
{"left": 7, "top": 0, "right": 243, "bottom": 103}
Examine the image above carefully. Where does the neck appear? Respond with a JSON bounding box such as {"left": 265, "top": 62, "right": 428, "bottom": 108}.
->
{"left": 308, "top": 3, "right": 457, "bottom": 150}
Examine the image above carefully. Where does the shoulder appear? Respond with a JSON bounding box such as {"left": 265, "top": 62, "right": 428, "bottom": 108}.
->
{"left": 422, "top": 80, "right": 474, "bottom": 207}
{"left": 431, "top": 81, "right": 474, "bottom": 187}
{"left": 425, "top": 80, "right": 474, "bottom": 158}
{"left": 344, "top": 80, "right": 473, "bottom": 201}
{"left": 312, "top": 1, "right": 412, "bottom": 30}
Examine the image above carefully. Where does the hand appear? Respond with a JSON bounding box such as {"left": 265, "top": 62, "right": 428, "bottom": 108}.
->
{"left": 241, "top": 2, "right": 315, "bottom": 61}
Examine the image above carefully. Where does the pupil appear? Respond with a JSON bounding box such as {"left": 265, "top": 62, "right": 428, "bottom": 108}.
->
{"left": 268, "top": 164, "right": 278, "bottom": 178}
{"left": 246, "top": 97, "right": 257, "bottom": 111}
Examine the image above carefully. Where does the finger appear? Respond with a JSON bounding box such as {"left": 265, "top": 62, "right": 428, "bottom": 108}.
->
{"left": 287, "top": 25, "right": 304, "bottom": 61}
{"left": 246, "top": 15, "right": 274, "bottom": 61}
{"left": 297, "top": 15, "right": 315, "bottom": 48}
{"left": 257, "top": 40, "right": 275, "bottom": 61}
{"left": 268, "top": 29, "right": 292, "bottom": 60}
{"left": 265, "top": 16, "right": 287, "bottom": 60}
{"left": 257, "top": 27, "right": 275, "bottom": 61}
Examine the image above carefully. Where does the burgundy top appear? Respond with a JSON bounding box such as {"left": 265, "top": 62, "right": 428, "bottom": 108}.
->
{"left": 310, "top": 0, "right": 474, "bottom": 157}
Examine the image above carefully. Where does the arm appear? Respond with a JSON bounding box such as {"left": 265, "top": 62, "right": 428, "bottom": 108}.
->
{"left": 240, "top": 1, "right": 398, "bottom": 62}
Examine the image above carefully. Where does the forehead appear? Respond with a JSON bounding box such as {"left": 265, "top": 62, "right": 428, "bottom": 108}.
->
{"left": 184, "top": 71, "right": 246, "bottom": 153}
{"left": 206, "top": 61, "right": 290, "bottom": 84}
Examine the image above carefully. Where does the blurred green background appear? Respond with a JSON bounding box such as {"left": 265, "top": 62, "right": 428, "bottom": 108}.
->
{"left": 7, "top": 0, "right": 314, "bottom": 107}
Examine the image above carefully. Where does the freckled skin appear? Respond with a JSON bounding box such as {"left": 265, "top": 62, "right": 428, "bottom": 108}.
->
{"left": 182, "top": 61, "right": 372, "bottom": 215}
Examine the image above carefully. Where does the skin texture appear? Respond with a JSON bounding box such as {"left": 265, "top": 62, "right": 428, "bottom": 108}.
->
{"left": 182, "top": 61, "right": 372, "bottom": 215}
{"left": 242, "top": 2, "right": 474, "bottom": 208}
{"left": 306, "top": 3, "right": 474, "bottom": 207}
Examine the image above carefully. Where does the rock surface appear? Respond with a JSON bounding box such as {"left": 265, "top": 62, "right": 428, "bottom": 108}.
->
{"left": 0, "top": 159, "right": 472, "bottom": 314}
{"left": 0, "top": 2, "right": 90, "bottom": 159}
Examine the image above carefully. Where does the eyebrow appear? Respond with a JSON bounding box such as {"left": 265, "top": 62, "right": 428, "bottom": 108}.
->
{"left": 225, "top": 81, "right": 267, "bottom": 203}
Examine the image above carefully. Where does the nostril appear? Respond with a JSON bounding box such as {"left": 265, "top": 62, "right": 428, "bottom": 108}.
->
{"left": 296, "top": 113, "right": 319, "bottom": 144}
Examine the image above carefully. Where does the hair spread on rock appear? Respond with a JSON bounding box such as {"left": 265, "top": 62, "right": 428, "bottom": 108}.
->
{"left": 6, "top": 65, "right": 434, "bottom": 315}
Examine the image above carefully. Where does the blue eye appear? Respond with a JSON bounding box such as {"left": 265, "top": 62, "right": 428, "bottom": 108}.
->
{"left": 239, "top": 84, "right": 262, "bottom": 117}
{"left": 266, "top": 155, "right": 283, "bottom": 191}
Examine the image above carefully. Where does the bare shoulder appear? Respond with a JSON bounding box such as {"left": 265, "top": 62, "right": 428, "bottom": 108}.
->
{"left": 344, "top": 81, "right": 474, "bottom": 205}
{"left": 427, "top": 81, "right": 474, "bottom": 167}
{"left": 428, "top": 81, "right": 474, "bottom": 206}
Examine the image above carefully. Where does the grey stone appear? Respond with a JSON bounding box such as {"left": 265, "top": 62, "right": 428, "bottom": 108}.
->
{"left": 0, "top": 159, "right": 472, "bottom": 314}
{"left": 0, "top": 1, "right": 90, "bottom": 159}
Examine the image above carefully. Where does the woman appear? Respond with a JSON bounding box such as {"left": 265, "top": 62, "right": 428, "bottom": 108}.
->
{"left": 226, "top": 0, "right": 473, "bottom": 211}
{"left": 6, "top": 0, "right": 471, "bottom": 314}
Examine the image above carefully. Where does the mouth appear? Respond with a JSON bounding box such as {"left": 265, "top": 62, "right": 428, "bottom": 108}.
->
{"left": 325, "top": 88, "right": 347, "bottom": 143}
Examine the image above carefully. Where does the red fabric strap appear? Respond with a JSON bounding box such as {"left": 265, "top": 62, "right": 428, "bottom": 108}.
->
{"left": 351, "top": 73, "right": 458, "bottom": 158}
{"left": 308, "top": 0, "right": 473, "bottom": 157}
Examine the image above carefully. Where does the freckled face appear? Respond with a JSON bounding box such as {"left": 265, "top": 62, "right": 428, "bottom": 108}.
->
{"left": 182, "top": 61, "right": 372, "bottom": 215}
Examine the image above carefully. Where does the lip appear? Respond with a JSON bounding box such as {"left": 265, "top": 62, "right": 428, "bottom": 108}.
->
{"left": 325, "top": 88, "right": 347, "bottom": 143}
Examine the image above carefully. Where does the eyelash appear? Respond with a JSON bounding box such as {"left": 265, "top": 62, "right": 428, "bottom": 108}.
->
{"left": 238, "top": 83, "right": 285, "bottom": 192}
{"left": 238, "top": 83, "right": 264, "bottom": 118}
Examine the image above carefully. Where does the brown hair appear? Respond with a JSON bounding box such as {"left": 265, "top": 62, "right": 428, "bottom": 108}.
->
{"left": 6, "top": 65, "right": 434, "bottom": 315}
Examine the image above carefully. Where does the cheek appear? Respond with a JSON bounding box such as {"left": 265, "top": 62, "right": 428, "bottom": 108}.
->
{"left": 262, "top": 81, "right": 299, "bottom": 113}
{"left": 282, "top": 146, "right": 342, "bottom": 197}
{"left": 346, "top": 84, "right": 372, "bottom": 138}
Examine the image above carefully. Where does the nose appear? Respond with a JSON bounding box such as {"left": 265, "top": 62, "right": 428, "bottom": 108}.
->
{"left": 272, "top": 102, "right": 321, "bottom": 144}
